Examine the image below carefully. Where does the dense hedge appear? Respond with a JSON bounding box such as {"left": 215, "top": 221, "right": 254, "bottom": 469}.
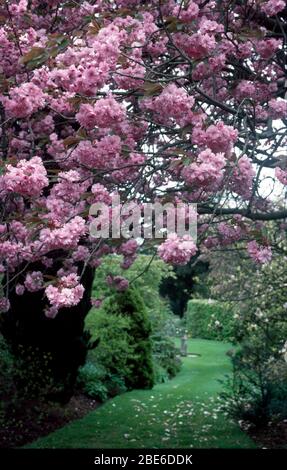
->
{"left": 185, "top": 299, "right": 235, "bottom": 341}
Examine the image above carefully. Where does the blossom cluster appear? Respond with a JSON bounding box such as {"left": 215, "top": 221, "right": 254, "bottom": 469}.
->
{"left": 3, "top": 157, "right": 49, "bottom": 197}
{"left": 158, "top": 233, "right": 197, "bottom": 266}
{"left": 45, "top": 274, "right": 85, "bottom": 317}
{"left": 261, "top": 0, "right": 286, "bottom": 16}
{"left": 2, "top": 83, "right": 45, "bottom": 119}
{"left": 247, "top": 241, "right": 272, "bottom": 264}
{"left": 192, "top": 121, "right": 238, "bottom": 154}
{"left": 141, "top": 84, "right": 194, "bottom": 125}
{"left": 182, "top": 149, "right": 226, "bottom": 189}
{"left": 106, "top": 275, "right": 130, "bottom": 292}
{"left": 76, "top": 96, "right": 125, "bottom": 129}
{"left": 275, "top": 167, "right": 287, "bottom": 185}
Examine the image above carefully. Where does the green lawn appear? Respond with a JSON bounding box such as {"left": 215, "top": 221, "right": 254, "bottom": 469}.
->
{"left": 27, "top": 339, "right": 256, "bottom": 448}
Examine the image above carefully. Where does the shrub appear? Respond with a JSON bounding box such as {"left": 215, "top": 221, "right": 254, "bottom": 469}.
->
{"left": 206, "top": 245, "right": 287, "bottom": 425}
{"left": 185, "top": 299, "right": 235, "bottom": 341}
{"left": 148, "top": 298, "right": 185, "bottom": 338}
{"left": 89, "top": 254, "right": 182, "bottom": 384}
{"left": 86, "top": 292, "right": 182, "bottom": 389}
{"left": 83, "top": 309, "right": 132, "bottom": 399}
{"left": 103, "top": 288, "right": 155, "bottom": 389}
{"left": 77, "top": 363, "right": 108, "bottom": 401}
{"left": 87, "top": 310, "right": 133, "bottom": 379}
{"left": 85, "top": 287, "right": 154, "bottom": 391}
{"left": 153, "top": 363, "right": 170, "bottom": 384}
{"left": 221, "top": 340, "right": 287, "bottom": 425}
{"left": 152, "top": 334, "right": 181, "bottom": 380}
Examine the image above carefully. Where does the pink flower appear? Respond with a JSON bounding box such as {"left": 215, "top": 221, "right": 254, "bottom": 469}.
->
{"left": 235, "top": 80, "right": 256, "bottom": 101}
{"left": 247, "top": 241, "right": 272, "bottom": 264}
{"left": 182, "top": 149, "right": 226, "bottom": 189}
{"left": 4, "top": 83, "right": 45, "bottom": 118}
{"left": 24, "top": 271, "right": 43, "bottom": 292}
{"left": 275, "top": 167, "right": 287, "bottom": 185}
{"left": 141, "top": 84, "right": 194, "bottom": 125}
{"left": 192, "top": 121, "right": 238, "bottom": 153}
{"left": 228, "top": 156, "right": 255, "bottom": 199}
{"left": 256, "top": 39, "right": 282, "bottom": 59}
{"left": 39, "top": 216, "right": 86, "bottom": 251}
{"left": 268, "top": 99, "right": 287, "bottom": 119}
{"left": 261, "top": 0, "right": 285, "bottom": 17}
{"left": 76, "top": 96, "right": 125, "bottom": 129}
{"left": 15, "top": 284, "right": 25, "bottom": 296}
{"left": 90, "top": 184, "right": 112, "bottom": 204}
{"left": 120, "top": 239, "right": 138, "bottom": 256}
{"left": 91, "top": 298, "right": 102, "bottom": 308}
{"left": 45, "top": 274, "right": 85, "bottom": 313}
{"left": 45, "top": 306, "right": 59, "bottom": 319}
{"left": 4, "top": 157, "right": 48, "bottom": 197}
{"left": 0, "top": 297, "right": 10, "bottom": 313}
{"left": 158, "top": 233, "right": 197, "bottom": 266}
{"left": 106, "top": 275, "right": 129, "bottom": 291}
{"left": 115, "top": 62, "right": 145, "bottom": 90}
{"left": 114, "top": 276, "right": 129, "bottom": 292}
{"left": 174, "top": 32, "right": 216, "bottom": 60}
{"left": 8, "top": 0, "right": 28, "bottom": 16}
{"left": 121, "top": 255, "right": 137, "bottom": 269}
{"left": 173, "top": 2, "right": 199, "bottom": 21}
{"left": 72, "top": 246, "right": 90, "bottom": 262}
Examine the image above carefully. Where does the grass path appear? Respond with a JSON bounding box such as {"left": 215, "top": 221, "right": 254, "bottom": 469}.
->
{"left": 27, "top": 339, "right": 256, "bottom": 448}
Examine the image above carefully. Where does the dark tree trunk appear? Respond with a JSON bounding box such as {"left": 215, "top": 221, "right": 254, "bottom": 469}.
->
{"left": 0, "top": 263, "right": 95, "bottom": 403}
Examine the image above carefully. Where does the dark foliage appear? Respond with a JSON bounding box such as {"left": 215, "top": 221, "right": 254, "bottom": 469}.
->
{"left": 160, "top": 258, "right": 209, "bottom": 317}
{"left": 0, "top": 261, "right": 95, "bottom": 402}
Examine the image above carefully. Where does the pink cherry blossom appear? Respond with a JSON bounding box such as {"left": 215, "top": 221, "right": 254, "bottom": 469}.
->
{"left": 120, "top": 239, "right": 138, "bottom": 256}
{"left": 106, "top": 275, "right": 130, "bottom": 291}
{"left": 91, "top": 298, "right": 103, "bottom": 308}
{"left": 4, "top": 156, "right": 48, "bottom": 197}
{"left": 247, "top": 241, "right": 272, "bottom": 264}
{"left": 261, "top": 0, "right": 285, "bottom": 16}
{"left": 268, "top": 99, "right": 287, "bottom": 119}
{"left": 141, "top": 84, "right": 194, "bottom": 125}
{"left": 45, "top": 274, "right": 85, "bottom": 314}
{"left": 0, "top": 297, "right": 10, "bottom": 313}
{"left": 76, "top": 96, "right": 125, "bottom": 129}
{"left": 229, "top": 156, "right": 255, "bottom": 199}
{"left": 24, "top": 271, "right": 44, "bottom": 292}
{"left": 158, "top": 233, "right": 197, "bottom": 266}
{"left": 15, "top": 284, "right": 25, "bottom": 296}
{"left": 256, "top": 39, "right": 282, "bottom": 59}
{"left": 3, "top": 83, "right": 45, "bottom": 118}
{"left": 182, "top": 149, "right": 226, "bottom": 189}
{"left": 275, "top": 167, "right": 287, "bottom": 185}
{"left": 172, "top": 2, "right": 199, "bottom": 21}
{"left": 192, "top": 121, "right": 238, "bottom": 154}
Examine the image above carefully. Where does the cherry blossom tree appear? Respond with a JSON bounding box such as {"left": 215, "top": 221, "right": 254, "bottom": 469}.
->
{"left": 0, "top": 0, "right": 286, "bottom": 396}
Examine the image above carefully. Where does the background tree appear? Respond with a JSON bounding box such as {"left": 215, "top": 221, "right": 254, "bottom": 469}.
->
{"left": 204, "top": 231, "right": 287, "bottom": 425}
{"left": 160, "top": 258, "right": 209, "bottom": 317}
